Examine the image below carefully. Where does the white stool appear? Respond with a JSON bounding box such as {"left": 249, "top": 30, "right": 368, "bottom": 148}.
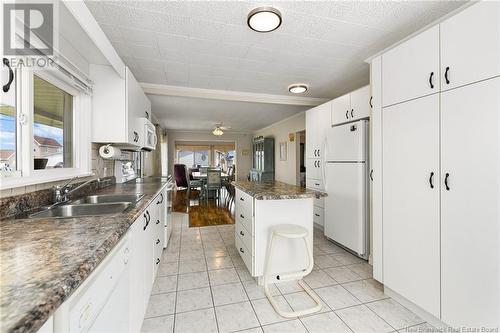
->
{"left": 263, "top": 224, "right": 322, "bottom": 318}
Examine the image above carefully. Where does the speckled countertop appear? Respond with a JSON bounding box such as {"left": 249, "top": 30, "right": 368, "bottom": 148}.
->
{"left": 0, "top": 179, "right": 170, "bottom": 333}
{"left": 232, "top": 181, "right": 326, "bottom": 200}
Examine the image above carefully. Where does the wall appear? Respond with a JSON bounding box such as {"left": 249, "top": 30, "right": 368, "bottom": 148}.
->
{"left": 254, "top": 112, "right": 306, "bottom": 185}
{"left": 166, "top": 130, "right": 253, "bottom": 181}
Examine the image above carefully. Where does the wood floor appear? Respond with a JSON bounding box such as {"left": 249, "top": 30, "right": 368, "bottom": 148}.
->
{"left": 172, "top": 188, "right": 235, "bottom": 227}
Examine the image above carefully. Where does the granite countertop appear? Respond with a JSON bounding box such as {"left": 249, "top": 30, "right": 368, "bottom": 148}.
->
{"left": 0, "top": 179, "right": 170, "bottom": 333}
{"left": 232, "top": 181, "right": 327, "bottom": 200}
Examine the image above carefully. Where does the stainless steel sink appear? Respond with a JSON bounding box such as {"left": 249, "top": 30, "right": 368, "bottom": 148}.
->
{"left": 71, "top": 193, "right": 145, "bottom": 204}
{"left": 29, "top": 202, "right": 132, "bottom": 219}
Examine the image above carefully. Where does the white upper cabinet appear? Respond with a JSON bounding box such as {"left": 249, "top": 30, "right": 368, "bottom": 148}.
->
{"left": 382, "top": 26, "right": 440, "bottom": 107}
{"left": 350, "top": 85, "right": 371, "bottom": 121}
{"left": 305, "top": 101, "right": 331, "bottom": 159}
{"left": 331, "top": 93, "right": 351, "bottom": 126}
{"left": 440, "top": 1, "right": 500, "bottom": 91}
{"left": 90, "top": 65, "right": 151, "bottom": 148}
{"left": 331, "top": 85, "right": 371, "bottom": 126}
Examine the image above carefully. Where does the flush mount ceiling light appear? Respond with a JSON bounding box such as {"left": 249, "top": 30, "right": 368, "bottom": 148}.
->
{"left": 247, "top": 6, "right": 282, "bottom": 33}
{"left": 288, "top": 84, "right": 308, "bottom": 94}
{"left": 212, "top": 127, "right": 224, "bottom": 136}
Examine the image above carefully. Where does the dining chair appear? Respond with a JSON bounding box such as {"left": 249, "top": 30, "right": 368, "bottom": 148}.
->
{"left": 174, "top": 164, "right": 189, "bottom": 188}
{"left": 205, "top": 168, "right": 222, "bottom": 202}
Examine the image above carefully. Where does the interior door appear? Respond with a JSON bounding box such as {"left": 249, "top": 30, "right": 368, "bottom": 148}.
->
{"left": 382, "top": 94, "right": 440, "bottom": 317}
{"left": 440, "top": 1, "right": 500, "bottom": 91}
{"left": 382, "top": 26, "right": 440, "bottom": 107}
{"left": 324, "top": 163, "right": 367, "bottom": 256}
{"left": 440, "top": 77, "right": 499, "bottom": 328}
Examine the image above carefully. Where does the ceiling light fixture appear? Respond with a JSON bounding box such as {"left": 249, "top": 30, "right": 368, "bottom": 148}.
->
{"left": 288, "top": 84, "right": 308, "bottom": 94}
{"left": 247, "top": 6, "right": 282, "bottom": 33}
{"left": 212, "top": 127, "right": 224, "bottom": 136}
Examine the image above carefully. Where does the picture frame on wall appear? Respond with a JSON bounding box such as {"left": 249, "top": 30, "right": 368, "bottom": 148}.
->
{"left": 279, "top": 141, "right": 287, "bottom": 161}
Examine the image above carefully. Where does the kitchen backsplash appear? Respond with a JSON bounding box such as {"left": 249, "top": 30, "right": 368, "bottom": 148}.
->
{"left": 0, "top": 143, "right": 128, "bottom": 199}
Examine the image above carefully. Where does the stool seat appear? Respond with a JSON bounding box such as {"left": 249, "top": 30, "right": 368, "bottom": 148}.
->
{"left": 263, "top": 223, "right": 322, "bottom": 318}
{"left": 271, "top": 224, "right": 308, "bottom": 239}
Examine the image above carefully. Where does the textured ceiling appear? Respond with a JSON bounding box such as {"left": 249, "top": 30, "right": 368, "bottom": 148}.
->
{"left": 85, "top": 0, "right": 465, "bottom": 130}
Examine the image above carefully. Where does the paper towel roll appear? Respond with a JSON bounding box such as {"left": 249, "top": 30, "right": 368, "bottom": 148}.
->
{"left": 99, "top": 145, "right": 121, "bottom": 159}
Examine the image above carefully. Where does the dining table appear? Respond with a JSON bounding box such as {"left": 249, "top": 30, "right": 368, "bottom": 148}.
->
{"left": 191, "top": 171, "right": 230, "bottom": 180}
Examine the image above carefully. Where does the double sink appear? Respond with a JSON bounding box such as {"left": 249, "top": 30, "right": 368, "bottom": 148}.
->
{"left": 29, "top": 194, "right": 145, "bottom": 219}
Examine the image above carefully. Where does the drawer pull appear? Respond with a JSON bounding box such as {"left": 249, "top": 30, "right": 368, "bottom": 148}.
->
{"left": 315, "top": 183, "right": 320, "bottom": 186}
{"left": 156, "top": 258, "right": 160, "bottom": 265}
{"left": 314, "top": 214, "right": 320, "bottom": 217}
{"left": 240, "top": 197, "right": 244, "bottom": 201}
{"left": 156, "top": 239, "right": 160, "bottom": 244}
{"left": 156, "top": 219, "right": 160, "bottom": 225}
{"left": 239, "top": 247, "right": 245, "bottom": 253}
{"left": 240, "top": 230, "right": 244, "bottom": 236}
{"left": 240, "top": 214, "right": 244, "bottom": 219}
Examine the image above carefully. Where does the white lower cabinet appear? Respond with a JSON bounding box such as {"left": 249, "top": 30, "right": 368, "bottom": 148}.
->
{"left": 235, "top": 189, "right": 314, "bottom": 282}
{"left": 382, "top": 94, "right": 441, "bottom": 317}
{"left": 440, "top": 77, "right": 499, "bottom": 327}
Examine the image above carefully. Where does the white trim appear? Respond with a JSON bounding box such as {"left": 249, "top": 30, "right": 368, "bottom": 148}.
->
{"left": 384, "top": 287, "right": 449, "bottom": 330}
{"left": 364, "top": 1, "right": 476, "bottom": 63}
{"left": 62, "top": 1, "right": 126, "bottom": 78}
{"left": 141, "top": 83, "right": 329, "bottom": 106}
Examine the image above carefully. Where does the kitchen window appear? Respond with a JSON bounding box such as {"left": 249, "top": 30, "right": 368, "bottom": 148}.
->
{"left": 0, "top": 67, "right": 92, "bottom": 189}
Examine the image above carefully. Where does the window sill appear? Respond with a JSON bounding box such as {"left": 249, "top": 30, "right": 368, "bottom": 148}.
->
{"left": 0, "top": 171, "right": 94, "bottom": 190}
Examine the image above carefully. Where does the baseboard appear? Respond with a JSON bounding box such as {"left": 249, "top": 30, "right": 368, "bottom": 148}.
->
{"left": 313, "top": 222, "right": 324, "bottom": 231}
{"left": 384, "top": 287, "right": 448, "bottom": 329}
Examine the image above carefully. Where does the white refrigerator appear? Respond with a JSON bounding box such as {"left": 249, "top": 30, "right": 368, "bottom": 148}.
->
{"left": 323, "top": 120, "right": 369, "bottom": 259}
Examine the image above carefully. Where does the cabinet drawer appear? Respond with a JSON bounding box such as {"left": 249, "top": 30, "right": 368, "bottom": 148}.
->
{"left": 235, "top": 221, "right": 253, "bottom": 252}
{"left": 306, "top": 178, "right": 324, "bottom": 191}
{"left": 313, "top": 206, "right": 324, "bottom": 226}
{"left": 313, "top": 196, "right": 324, "bottom": 208}
{"left": 236, "top": 206, "right": 253, "bottom": 236}
{"left": 235, "top": 236, "right": 254, "bottom": 275}
{"left": 235, "top": 189, "right": 254, "bottom": 213}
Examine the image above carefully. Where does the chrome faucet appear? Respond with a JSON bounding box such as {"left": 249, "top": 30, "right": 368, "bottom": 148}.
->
{"left": 54, "top": 177, "right": 100, "bottom": 204}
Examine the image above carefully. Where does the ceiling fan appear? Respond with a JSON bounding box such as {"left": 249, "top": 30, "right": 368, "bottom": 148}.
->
{"left": 212, "top": 123, "right": 231, "bottom": 136}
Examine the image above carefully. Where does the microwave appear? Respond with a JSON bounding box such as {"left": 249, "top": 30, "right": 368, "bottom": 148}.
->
{"left": 140, "top": 118, "right": 157, "bottom": 151}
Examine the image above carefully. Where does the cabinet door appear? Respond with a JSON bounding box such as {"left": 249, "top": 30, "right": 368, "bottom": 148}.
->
{"left": 306, "top": 159, "right": 322, "bottom": 180}
{"left": 382, "top": 26, "right": 439, "bottom": 107}
{"left": 331, "top": 93, "right": 351, "bottom": 126}
{"left": 305, "top": 107, "right": 318, "bottom": 159}
{"left": 440, "top": 77, "right": 499, "bottom": 328}
{"left": 382, "top": 94, "right": 440, "bottom": 317}
{"left": 440, "top": 1, "right": 500, "bottom": 91}
{"left": 370, "top": 56, "right": 383, "bottom": 282}
{"left": 315, "top": 101, "right": 331, "bottom": 158}
{"left": 129, "top": 220, "right": 146, "bottom": 332}
{"left": 350, "top": 85, "right": 371, "bottom": 121}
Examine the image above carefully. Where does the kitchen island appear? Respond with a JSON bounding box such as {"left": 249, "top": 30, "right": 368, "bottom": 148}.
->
{"left": 232, "top": 181, "right": 326, "bottom": 284}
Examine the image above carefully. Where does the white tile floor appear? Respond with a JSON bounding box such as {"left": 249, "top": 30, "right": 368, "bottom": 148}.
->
{"left": 141, "top": 213, "right": 437, "bottom": 333}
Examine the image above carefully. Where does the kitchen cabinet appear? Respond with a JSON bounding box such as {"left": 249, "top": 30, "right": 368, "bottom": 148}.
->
{"left": 330, "top": 93, "right": 351, "bottom": 126}
{"left": 440, "top": 1, "right": 500, "bottom": 91}
{"left": 305, "top": 158, "right": 322, "bottom": 181}
{"left": 234, "top": 188, "right": 313, "bottom": 282}
{"left": 305, "top": 101, "right": 331, "bottom": 159}
{"left": 90, "top": 64, "right": 151, "bottom": 148}
{"left": 382, "top": 94, "right": 441, "bottom": 318}
{"left": 369, "top": 56, "right": 383, "bottom": 283}
{"left": 331, "top": 86, "right": 371, "bottom": 126}
{"left": 440, "top": 77, "right": 499, "bottom": 327}
{"left": 382, "top": 26, "right": 440, "bottom": 107}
